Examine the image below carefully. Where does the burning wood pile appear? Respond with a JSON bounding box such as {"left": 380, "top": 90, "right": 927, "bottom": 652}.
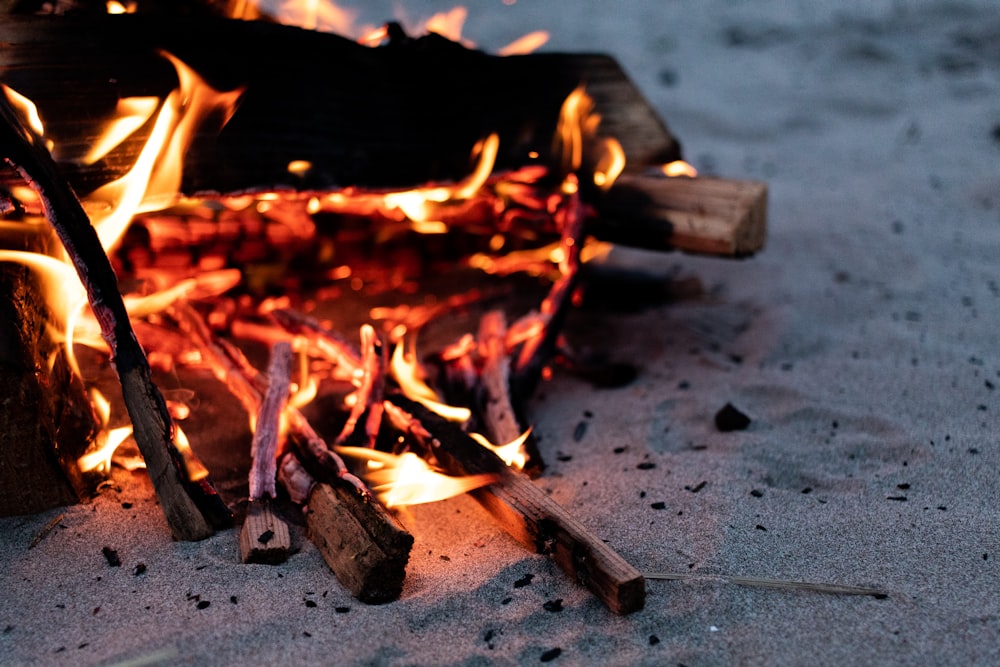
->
{"left": 0, "top": 1, "right": 766, "bottom": 614}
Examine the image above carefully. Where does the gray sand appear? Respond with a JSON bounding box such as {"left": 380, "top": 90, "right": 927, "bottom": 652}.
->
{"left": 2, "top": 1, "right": 998, "bottom": 665}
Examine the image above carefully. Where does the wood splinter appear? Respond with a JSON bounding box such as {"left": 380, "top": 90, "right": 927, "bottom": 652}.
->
{"left": 239, "top": 341, "right": 293, "bottom": 565}
{"left": 386, "top": 395, "right": 645, "bottom": 614}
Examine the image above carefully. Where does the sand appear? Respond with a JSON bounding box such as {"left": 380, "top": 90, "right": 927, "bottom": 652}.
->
{"left": 2, "top": 1, "right": 998, "bottom": 664}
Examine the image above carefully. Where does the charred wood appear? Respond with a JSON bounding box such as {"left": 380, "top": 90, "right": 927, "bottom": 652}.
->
{"left": 1, "top": 91, "right": 223, "bottom": 539}
{"left": 0, "top": 14, "right": 681, "bottom": 196}
{"left": 385, "top": 394, "right": 645, "bottom": 614}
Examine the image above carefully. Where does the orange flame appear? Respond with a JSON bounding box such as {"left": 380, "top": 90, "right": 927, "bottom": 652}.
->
{"left": 470, "top": 430, "right": 530, "bottom": 471}
{"left": 337, "top": 447, "right": 496, "bottom": 507}
{"left": 390, "top": 340, "right": 471, "bottom": 422}
{"left": 660, "top": 160, "right": 698, "bottom": 178}
{"left": 498, "top": 30, "right": 550, "bottom": 56}
{"left": 85, "top": 52, "right": 244, "bottom": 253}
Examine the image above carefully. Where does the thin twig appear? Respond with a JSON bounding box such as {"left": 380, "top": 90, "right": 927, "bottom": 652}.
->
{"left": 27, "top": 513, "right": 64, "bottom": 549}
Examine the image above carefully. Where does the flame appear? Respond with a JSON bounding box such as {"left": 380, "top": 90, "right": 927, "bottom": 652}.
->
{"left": 81, "top": 97, "right": 159, "bottom": 165}
{"left": 593, "top": 138, "right": 625, "bottom": 190}
{"left": 498, "top": 30, "right": 549, "bottom": 56}
{"left": 83, "top": 53, "right": 243, "bottom": 253}
{"left": 2, "top": 85, "right": 53, "bottom": 152}
{"left": 555, "top": 86, "right": 591, "bottom": 172}
{"left": 3, "top": 57, "right": 239, "bottom": 485}
{"left": 106, "top": 1, "right": 135, "bottom": 13}
{"left": 273, "top": 0, "right": 359, "bottom": 33}
{"left": 174, "top": 425, "right": 210, "bottom": 482}
{"left": 378, "top": 133, "right": 498, "bottom": 231}
{"left": 390, "top": 340, "right": 471, "bottom": 422}
{"left": 423, "top": 7, "right": 468, "bottom": 43}
{"left": 337, "top": 447, "right": 496, "bottom": 507}
{"left": 470, "top": 431, "right": 530, "bottom": 470}
{"left": 661, "top": 160, "right": 698, "bottom": 178}
{"left": 76, "top": 389, "right": 133, "bottom": 474}
{"left": 0, "top": 250, "right": 90, "bottom": 375}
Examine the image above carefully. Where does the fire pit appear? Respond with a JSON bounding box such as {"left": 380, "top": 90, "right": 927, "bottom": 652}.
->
{"left": 4, "top": 0, "right": 764, "bottom": 633}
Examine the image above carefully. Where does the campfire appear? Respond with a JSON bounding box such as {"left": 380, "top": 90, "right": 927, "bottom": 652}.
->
{"left": 0, "top": 1, "right": 766, "bottom": 615}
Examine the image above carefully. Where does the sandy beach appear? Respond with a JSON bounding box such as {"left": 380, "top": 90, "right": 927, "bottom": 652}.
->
{"left": 1, "top": 1, "right": 998, "bottom": 664}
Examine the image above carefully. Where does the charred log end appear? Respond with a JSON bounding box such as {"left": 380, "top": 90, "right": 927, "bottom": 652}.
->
{"left": 0, "top": 263, "right": 99, "bottom": 517}
{"left": 305, "top": 482, "right": 413, "bottom": 604}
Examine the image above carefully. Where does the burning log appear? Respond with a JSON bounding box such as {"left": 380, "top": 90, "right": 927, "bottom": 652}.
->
{"left": 0, "top": 14, "right": 680, "bottom": 195}
{"left": 1, "top": 87, "right": 223, "bottom": 539}
{"left": 0, "top": 261, "right": 99, "bottom": 516}
{"left": 384, "top": 395, "right": 645, "bottom": 614}
{"left": 239, "top": 341, "right": 293, "bottom": 565}
{"left": 3, "top": 15, "right": 765, "bottom": 262}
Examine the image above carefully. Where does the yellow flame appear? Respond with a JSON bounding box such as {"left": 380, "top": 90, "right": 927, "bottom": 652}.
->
{"left": 378, "top": 133, "right": 498, "bottom": 230}
{"left": 555, "top": 86, "right": 591, "bottom": 172}
{"left": 106, "top": 0, "right": 135, "bottom": 13}
{"left": 77, "top": 426, "right": 134, "bottom": 474}
{"left": 0, "top": 250, "right": 89, "bottom": 375}
{"left": 424, "top": 7, "right": 468, "bottom": 42}
{"left": 390, "top": 341, "right": 471, "bottom": 423}
{"left": 2, "top": 86, "right": 45, "bottom": 137}
{"left": 498, "top": 30, "right": 550, "bottom": 56}
{"left": 275, "top": 0, "right": 360, "bottom": 33}
{"left": 175, "top": 425, "right": 209, "bottom": 482}
{"left": 85, "top": 52, "right": 243, "bottom": 253}
{"left": 593, "top": 137, "right": 626, "bottom": 189}
{"left": 470, "top": 431, "right": 530, "bottom": 470}
{"left": 337, "top": 447, "right": 496, "bottom": 507}
{"left": 287, "top": 159, "right": 312, "bottom": 176}
{"left": 661, "top": 160, "right": 698, "bottom": 178}
{"left": 81, "top": 97, "right": 159, "bottom": 165}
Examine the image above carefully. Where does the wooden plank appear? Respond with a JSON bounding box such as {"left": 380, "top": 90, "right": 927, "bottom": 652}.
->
{"left": 595, "top": 175, "right": 768, "bottom": 257}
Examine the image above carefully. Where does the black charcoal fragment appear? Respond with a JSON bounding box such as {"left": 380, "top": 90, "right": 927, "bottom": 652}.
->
{"left": 714, "top": 403, "right": 751, "bottom": 432}
{"left": 540, "top": 647, "right": 562, "bottom": 662}
{"left": 101, "top": 547, "right": 121, "bottom": 567}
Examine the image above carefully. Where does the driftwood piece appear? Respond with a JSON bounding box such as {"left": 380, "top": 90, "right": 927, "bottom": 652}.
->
{"left": 385, "top": 395, "right": 645, "bottom": 614}
{"left": 1, "top": 88, "right": 220, "bottom": 539}
{"left": 239, "top": 498, "right": 292, "bottom": 565}
{"left": 239, "top": 341, "right": 293, "bottom": 564}
{"left": 595, "top": 175, "right": 768, "bottom": 257}
{"left": 0, "top": 14, "right": 680, "bottom": 196}
{"left": 248, "top": 341, "right": 292, "bottom": 500}
{"left": 305, "top": 481, "right": 414, "bottom": 604}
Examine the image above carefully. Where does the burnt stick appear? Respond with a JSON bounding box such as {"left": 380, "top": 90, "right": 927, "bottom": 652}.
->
{"left": 239, "top": 341, "right": 294, "bottom": 565}
{"left": 476, "top": 309, "right": 544, "bottom": 477}
{"left": 1, "top": 89, "right": 221, "bottom": 540}
{"left": 384, "top": 394, "right": 645, "bottom": 614}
